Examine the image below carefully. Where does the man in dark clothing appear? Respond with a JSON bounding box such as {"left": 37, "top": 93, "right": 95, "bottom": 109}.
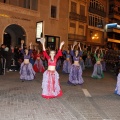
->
{"left": 0, "top": 44, "right": 6, "bottom": 75}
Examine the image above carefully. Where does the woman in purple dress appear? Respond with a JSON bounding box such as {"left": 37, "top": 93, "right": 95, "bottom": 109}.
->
{"left": 62, "top": 50, "right": 72, "bottom": 73}
{"left": 20, "top": 41, "right": 35, "bottom": 81}
{"left": 68, "top": 42, "right": 84, "bottom": 85}
{"left": 85, "top": 51, "right": 93, "bottom": 68}
{"left": 115, "top": 69, "right": 120, "bottom": 95}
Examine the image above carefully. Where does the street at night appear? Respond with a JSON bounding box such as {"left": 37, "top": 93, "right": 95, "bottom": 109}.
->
{"left": 0, "top": 69, "right": 120, "bottom": 120}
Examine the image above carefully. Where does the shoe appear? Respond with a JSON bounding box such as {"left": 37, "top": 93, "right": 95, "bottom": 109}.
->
{"left": 9, "top": 69, "right": 13, "bottom": 71}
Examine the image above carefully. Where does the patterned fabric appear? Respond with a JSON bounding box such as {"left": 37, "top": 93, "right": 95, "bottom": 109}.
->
{"left": 101, "top": 61, "right": 106, "bottom": 71}
{"left": 42, "top": 70, "right": 62, "bottom": 99}
{"left": 85, "top": 58, "right": 93, "bottom": 68}
{"left": 80, "top": 60, "right": 85, "bottom": 71}
{"left": 115, "top": 73, "right": 120, "bottom": 95}
{"left": 91, "top": 63, "right": 104, "bottom": 79}
{"left": 33, "top": 59, "right": 45, "bottom": 73}
{"left": 20, "top": 62, "right": 35, "bottom": 80}
{"left": 68, "top": 64, "right": 84, "bottom": 85}
{"left": 62, "top": 60, "right": 71, "bottom": 73}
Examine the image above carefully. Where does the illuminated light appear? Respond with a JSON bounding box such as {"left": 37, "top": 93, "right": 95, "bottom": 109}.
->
{"left": 117, "top": 25, "right": 120, "bottom": 29}
{"left": 92, "top": 37, "right": 94, "bottom": 39}
{"left": 0, "top": 14, "right": 9, "bottom": 18}
{"left": 95, "top": 34, "right": 97, "bottom": 36}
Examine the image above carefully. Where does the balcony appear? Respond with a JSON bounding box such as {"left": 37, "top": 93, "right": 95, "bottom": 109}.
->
{"left": 89, "top": 7, "right": 106, "bottom": 17}
{"left": 68, "top": 34, "right": 86, "bottom": 41}
{"left": 109, "top": 10, "right": 120, "bottom": 20}
{"left": 69, "top": 12, "right": 87, "bottom": 23}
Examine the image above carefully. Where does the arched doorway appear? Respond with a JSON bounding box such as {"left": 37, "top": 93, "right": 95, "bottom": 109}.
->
{"left": 3, "top": 24, "right": 26, "bottom": 47}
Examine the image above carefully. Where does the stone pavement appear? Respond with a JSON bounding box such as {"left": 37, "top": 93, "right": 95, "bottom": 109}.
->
{"left": 0, "top": 68, "right": 120, "bottom": 120}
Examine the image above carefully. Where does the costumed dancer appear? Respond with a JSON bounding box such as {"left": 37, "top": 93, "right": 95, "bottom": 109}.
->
{"left": 68, "top": 42, "right": 84, "bottom": 85}
{"left": 62, "top": 50, "right": 72, "bottom": 73}
{"left": 85, "top": 48, "right": 93, "bottom": 68}
{"left": 40, "top": 38, "right": 65, "bottom": 99}
{"left": 56, "top": 57, "right": 62, "bottom": 71}
{"left": 20, "top": 41, "right": 35, "bottom": 81}
{"left": 79, "top": 56, "right": 85, "bottom": 71}
{"left": 114, "top": 69, "right": 120, "bottom": 95}
{"left": 29, "top": 52, "right": 35, "bottom": 66}
{"left": 91, "top": 47, "right": 104, "bottom": 79}
{"left": 101, "top": 58, "right": 106, "bottom": 72}
{"left": 33, "top": 49, "right": 45, "bottom": 73}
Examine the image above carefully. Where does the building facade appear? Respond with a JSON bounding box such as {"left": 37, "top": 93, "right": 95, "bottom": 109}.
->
{"left": 87, "top": 0, "right": 108, "bottom": 46}
{"left": 107, "top": 0, "right": 120, "bottom": 50}
{"left": 0, "top": 0, "right": 120, "bottom": 50}
{"left": 68, "top": 0, "right": 87, "bottom": 46}
{"left": 0, "top": 0, "right": 69, "bottom": 50}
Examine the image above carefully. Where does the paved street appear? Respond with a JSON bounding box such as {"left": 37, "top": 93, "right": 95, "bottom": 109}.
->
{"left": 0, "top": 68, "right": 120, "bottom": 120}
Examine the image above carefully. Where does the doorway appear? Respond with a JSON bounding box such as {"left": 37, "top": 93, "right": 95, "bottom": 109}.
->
{"left": 3, "top": 24, "right": 26, "bottom": 47}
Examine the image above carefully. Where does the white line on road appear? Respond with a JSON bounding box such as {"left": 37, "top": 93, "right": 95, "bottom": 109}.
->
{"left": 82, "top": 89, "right": 92, "bottom": 97}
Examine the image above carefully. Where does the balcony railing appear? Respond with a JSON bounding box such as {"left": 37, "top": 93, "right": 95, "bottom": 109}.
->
{"left": 69, "top": 12, "right": 87, "bottom": 23}
{"left": 109, "top": 10, "right": 120, "bottom": 16}
{"left": 89, "top": 7, "right": 106, "bottom": 17}
{"left": 68, "top": 34, "right": 86, "bottom": 41}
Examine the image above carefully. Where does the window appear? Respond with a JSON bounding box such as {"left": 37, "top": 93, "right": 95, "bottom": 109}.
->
{"left": 0, "top": 0, "right": 9, "bottom": 3}
{"left": 80, "top": 5, "right": 85, "bottom": 16}
{"left": 71, "top": 1, "right": 77, "bottom": 13}
{"left": 89, "top": 14, "right": 104, "bottom": 28}
{"left": 0, "top": 0, "right": 38, "bottom": 10}
{"left": 78, "top": 25, "right": 84, "bottom": 35}
{"left": 70, "top": 22, "right": 76, "bottom": 28}
{"left": 51, "top": 5, "right": 57, "bottom": 18}
{"left": 90, "top": 0, "right": 105, "bottom": 12}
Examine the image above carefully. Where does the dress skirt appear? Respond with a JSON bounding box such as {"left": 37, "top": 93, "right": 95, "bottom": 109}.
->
{"left": 91, "top": 63, "right": 104, "bottom": 79}
{"left": 62, "top": 60, "right": 71, "bottom": 73}
{"left": 115, "top": 73, "right": 120, "bottom": 95}
{"left": 33, "top": 59, "right": 45, "bottom": 73}
{"left": 20, "top": 62, "right": 35, "bottom": 80}
{"left": 68, "top": 64, "right": 84, "bottom": 85}
{"left": 85, "top": 58, "right": 93, "bottom": 67}
{"left": 42, "top": 70, "right": 62, "bottom": 99}
{"left": 101, "top": 61, "right": 106, "bottom": 72}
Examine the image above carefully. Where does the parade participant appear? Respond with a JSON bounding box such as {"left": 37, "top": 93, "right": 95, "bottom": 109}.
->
{"left": 91, "top": 47, "right": 104, "bottom": 79}
{"left": 85, "top": 51, "right": 93, "bottom": 68}
{"left": 33, "top": 49, "right": 45, "bottom": 73}
{"left": 62, "top": 50, "right": 72, "bottom": 73}
{"left": 40, "top": 38, "right": 65, "bottom": 99}
{"left": 79, "top": 56, "right": 85, "bottom": 71}
{"left": 101, "top": 58, "right": 106, "bottom": 72}
{"left": 114, "top": 69, "right": 120, "bottom": 95}
{"left": 68, "top": 42, "right": 84, "bottom": 85}
{"left": 29, "top": 52, "right": 35, "bottom": 66}
{"left": 56, "top": 57, "right": 62, "bottom": 71}
{"left": 20, "top": 41, "right": 35, "bottom": 81}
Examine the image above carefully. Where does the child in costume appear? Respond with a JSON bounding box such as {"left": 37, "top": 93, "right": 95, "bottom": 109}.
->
{"left": 115, "top": 69, "right": 120, "bottom": 95}
{"left": 20, "top": 41, "right": 35, "bottom": 81}
{"left": 91, "top": 47, "right": 104, "bottom": 79}
{"left": 68, "top": 42, "right": 84, "bottom": 85}
{"left": 40, "top": 38, "right": 65, "bottom": 99}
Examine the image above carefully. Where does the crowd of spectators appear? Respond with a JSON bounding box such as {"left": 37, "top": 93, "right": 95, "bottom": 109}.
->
{"left": 0, "top": 43, "right": 120, "bottom": 76}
